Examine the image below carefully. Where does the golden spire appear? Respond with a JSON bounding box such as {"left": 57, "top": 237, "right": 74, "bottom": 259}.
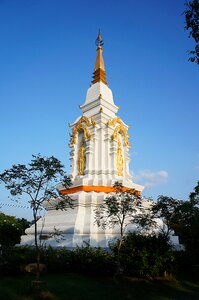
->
{"left": 92, "top": 31, "right": 107, "bottom": 85}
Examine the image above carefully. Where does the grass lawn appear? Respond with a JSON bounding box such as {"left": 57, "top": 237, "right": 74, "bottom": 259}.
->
{"left": 1, "top": 272, "right": 199, "bottom": 300}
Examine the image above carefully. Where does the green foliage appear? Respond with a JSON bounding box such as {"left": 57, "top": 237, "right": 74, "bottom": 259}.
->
{"left": 0, "top": 246, "right": 36, "bottom": 275}
{"left": 152, "top": 196, "right": 180, "bottom": 236}
{"left": 0, "top": 214, "right": 30, "bottom": 276}
{"left": 0, "top": 154, "right": 73, "bottom": 280}
{"left": 41, "top": 246, "right": 71, "bottom": 273}
{"left": 0, "top": 154, "right": 72, "bottom": 209}
{"left": 189, "top": 180, "right": 199, "bottom": 203}
{"left": 0, "top": 213, "right": 29, "bottom": 247}
{"left": 0, "top": 245, "right": 115, "bottom": 276}
{"left": 133, "top": 181, "right": 199, "bottom": 272}
{"left": 0, "top": 154, "right": 73, "bottom": 241}
{"left": 70, "top": 244, "right": 115, "bottom": 274}
{"left": 173, "top": 250, "right": 199, "bottom": 279}
{"left": 173, "top": 181, "right": 199, "bottom": 257}
{"left": 184, "top": 0, "right": 199, "bottom": 64}
{"left": 133, "top": 196, "right": 181, "bottom": 237}
{"left": 42, "top": 244, "right": 115, "bottom": 275}
{"left": 3, "top": 241, "right": 174, "bottom": 278}
{"left": 113, "top": 232, "right": 174, "bottom": 277}
{"left": 95, "top": 182, "right": 141, "bottom": 252}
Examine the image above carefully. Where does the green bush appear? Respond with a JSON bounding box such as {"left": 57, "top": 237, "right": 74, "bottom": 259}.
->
{"left": 42, "top": 246, "right": 72, "bottom": 273}
{"left": 0, "top": 246, "right": 36, "bottom": 275}
{"left": 0, "top": 245, "right": 115, "bottom": 276}
{"left": 0, "top": 213, "right": 30, "bottom": 248}
{"left": 71, "top": 243, "right": 115, "bottom": 274}
{"left": 42, "top": 244, "right": 115, "bottom": 275}
{"left": 0, "top": 235, "right": 174, "bottom": 277}
{"left": 112, "top": 232, "right": 174, "bottom": 277}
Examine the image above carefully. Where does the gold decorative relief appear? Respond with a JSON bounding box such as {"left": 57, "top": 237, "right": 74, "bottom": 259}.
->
{"left": 107, "top": 117, "right": 124, "bottom": 127}
{"left": 78, "top": 116, "right": 92, "bottom": 127}
{"left": 77, "top": 138, "right": 86, "bottom": 175}
{"left": 91, "top": 117, "right": 96, "bottom": 126}
{"left": 117, "top": 138, "right": 123, "bottom": 176}
{"left": 112, "top": 125, "right": 129, "bottom": 146}
{"left": 70, "top": 124, "right": 91, "bottom": 145}
{"left": 70, "top": 115, "right": 96, "bottom": 145}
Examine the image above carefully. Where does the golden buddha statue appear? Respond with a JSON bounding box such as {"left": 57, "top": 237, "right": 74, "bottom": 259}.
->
{"left": 117, "top": 138, "right": 123, "bottom": 176}
{"left": 78, "top": 138, "right": 86, "bottom": 175}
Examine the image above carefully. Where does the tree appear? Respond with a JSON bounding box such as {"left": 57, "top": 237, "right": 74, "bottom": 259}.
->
{"left": 173, "top": 181, "right": 199, "bottom": 252}
{"left": 189, "top": 180, "right": 199, "bottom": 204}
{"left": 0, "top": 212, "right": 29, "bottom": 249}
{"left": 117, "top": 232, "right": 174, "bottom": 277}
{"left": 133, "top": 196, "right": 180, "bottom": 238}
{"left": 184, "top": 0, "right": 199, "bottom": 64}
{"left": 0, "top": 154, "right": 73, "bottom": 281}
{"left": 0, "top": 213, "right": 30, "bottom": 274}
{"left": 151, "top": 196, "right": 180, "bottom": 237}
{"left": 95, "top": 182, "right": 141, "bottom": 253}
{"left": 134, "top": 181, "right": 199, "bottom": 253}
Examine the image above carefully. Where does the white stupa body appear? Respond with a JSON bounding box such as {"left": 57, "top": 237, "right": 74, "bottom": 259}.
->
{"left": 21, "top": 35, "right": 179, "bottom": 248}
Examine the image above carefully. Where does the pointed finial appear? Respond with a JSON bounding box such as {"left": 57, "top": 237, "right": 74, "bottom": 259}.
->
{"left": 92, "top": 30, "right": 107, "bottom": 85}
{"left": 95, "top": 30, "right": 104, "bottom": 48}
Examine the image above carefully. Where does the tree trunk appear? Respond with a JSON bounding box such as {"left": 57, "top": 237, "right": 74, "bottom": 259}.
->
{"left": 33, "top": 210, "right": 40, "bottom": 281}
{"left": 115, "top": 227, "right": 124, "bottom": 276}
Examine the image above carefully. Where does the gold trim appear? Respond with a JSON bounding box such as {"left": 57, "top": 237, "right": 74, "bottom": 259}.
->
{"left": 91, "top": 117, "right": 96, "bottom": 126}
{"left": 112, "top": 124, "right": 129, "bottom": 146}
{"left": 70, "top": 116, "right": 96, "bottom": 145}
{"left": 78, "top": 116, "right": 94, "bottom": 127}
{"left": 107, "top": 117, "right": 124, "bottom": 127}
{"left": 107, "top": 117, "right": 130, "bottom": 146}
{"left": 70, "top": 124, "right": 91, "bottom": 145}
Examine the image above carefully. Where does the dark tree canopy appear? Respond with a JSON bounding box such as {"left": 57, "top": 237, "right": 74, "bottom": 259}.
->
{"left": 151, "top": 196, "right": 180, "bottom": 236}
{"left": 134, "top": 181, "right": 199, "bottom": 256}
{"left": 0, "top": 212, "right": 30, "bottom": 247}
{"left": 184, "top": 0, "right": 199, "bottom": 64}
{"left": 173, "top": 181, "right": 199, "bottom": 252}
{"left": 115, "top": 232, "right": 174, "bottom": 277}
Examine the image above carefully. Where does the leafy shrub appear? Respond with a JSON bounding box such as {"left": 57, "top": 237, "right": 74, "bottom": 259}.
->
{"left": 70, "top": 243, "right": 115, "bottom": 274}
{"left": 42, "top": 246, "right": 72, "bottom": 273}
{"left": 0, "top": 235, "right": 174, "bottom": 277}
{"left": 0, "top": 246, "right": 36, "bottom": 276}
{"left": 42, "top": 244, "right": 115, "bottom": 275}
{"left": 0, "top": 213, "right": 29, "bottom": 250}
{"left": 111, "top": 232, "right": 174, "bottom": 277}
{"left": 0, "top": 244, "right": 115, "bottom": 276}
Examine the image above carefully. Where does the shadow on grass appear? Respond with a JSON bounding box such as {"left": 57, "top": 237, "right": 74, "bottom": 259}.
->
{"left": 1, "top": 273, "right": 199, "bottom": 300}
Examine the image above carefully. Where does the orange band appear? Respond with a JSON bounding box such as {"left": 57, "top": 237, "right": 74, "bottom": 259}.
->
{"left": 60, "top": 185, "right": 141, "bottom": 196}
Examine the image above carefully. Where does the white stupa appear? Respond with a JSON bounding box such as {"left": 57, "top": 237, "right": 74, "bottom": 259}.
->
{"left": 21, "top": 32, "right": 145, "bottom": 248}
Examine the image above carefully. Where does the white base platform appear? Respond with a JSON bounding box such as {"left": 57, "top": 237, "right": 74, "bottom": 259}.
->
{"left": 20, "top": 191, "right": 180, "bottom": 249}
{"left": 21, "top": 191, "right": 127, "bottom": 248}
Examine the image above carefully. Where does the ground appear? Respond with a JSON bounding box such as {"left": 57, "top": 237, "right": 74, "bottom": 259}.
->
{"left": 1, "top": 273, "right": 199, "bottom": 300}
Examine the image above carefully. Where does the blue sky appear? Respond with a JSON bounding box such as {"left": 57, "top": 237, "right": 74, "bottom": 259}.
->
{"left": 0, "top": 0, "right": 198, "bottom": 220}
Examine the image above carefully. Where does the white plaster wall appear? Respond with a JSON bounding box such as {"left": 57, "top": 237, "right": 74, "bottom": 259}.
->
{"left": 21, "top": 191, "right": 149, "bottom": 248}
{"left": 84, "top": 82, "right": 114, "bottom": 105}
